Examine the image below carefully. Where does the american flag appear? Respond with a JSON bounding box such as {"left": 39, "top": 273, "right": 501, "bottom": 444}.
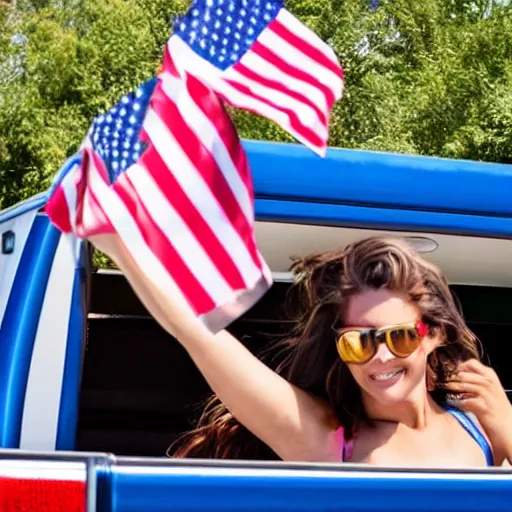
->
{"left": 169, "top": 0, "right": 344, "bottom": 156}
{"left": 46, "top": 71, "right": 272, "bottom": 332}
{"left": 45, "top": 0, "right": 342, "bottom": 332}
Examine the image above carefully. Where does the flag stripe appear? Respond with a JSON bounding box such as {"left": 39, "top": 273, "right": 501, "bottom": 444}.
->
{"left": 60, "top": 164, "right": 79, "bottom": 233}
{"left": 46, "top": 186, "right": 72, "bottom": 233}
{"left": 143, "top": 105, "right": 264, "bottom": 284}
{"left": 233, "top": 60, "right": 327, "bottom": 126}
{"left": 229, "top": 64, "right": 327, "bottom": 137}
{"left": 78, "top": 180, "right": 115, "bottom": 237}
{"left": 137, "top": 146, "right": 247, "bottom": 291}
{"left": 183, "top": 73, "right": 256, "bottom": 207}
{"left": 46, "top": 157, "right": 81, "bottom": 234}
{"left": 182, "top": 75, "right": 266, "bottom": 276}
{"left": 259, "top": 29, "right": 341, "bottom": 104}
{"left": 74, "top": 155, "right": 114, "bottom": 238}
{"left": 251, "top": 40, "right": 334, "bottom": 109}
{"left": 224, "top": 77, "right": 325, "bottom": 150}
{"left": 273, "top": 10, "right": 343, "bottom": 80}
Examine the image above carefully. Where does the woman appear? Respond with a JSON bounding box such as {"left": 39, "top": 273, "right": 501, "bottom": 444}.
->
{"left": 92, "top": 234, "right": 512, "bottom": 466}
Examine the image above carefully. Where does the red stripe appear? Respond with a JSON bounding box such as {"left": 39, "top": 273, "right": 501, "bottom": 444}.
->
{"left": 151, "top": 79, "right": 262, "bottom": 271}
{"left": 74, "top": 149, "right": 114, "bottom": 237}
{"left": 163, "top": 44, "right": 180, "bottom": 78}
{"left": 76, "top": 183, "right": 115, "bottom": 237}
{"left": 252, "top": 40, "right": 335, "bottom": 108}
{"left": 223, "top": 77, "right": 324, "bottom": 150}
{"left": 184, "top": 74, "right": 255, "bottom": 202}
{"left": 46, "top": 186, "right": 72, "bottom": 233}
{"left": 233, "top": 61, "right": 327, "bottom": 126}
{"left": 0, "top": 477, "right": 86, "bottom": 512}
{"left": 270, "top": 18, "right": 343, "bottom": 80}
{"left": 139, "top": 144, "right": 248, "bottom": 290}
{"left": 112, "top": 171, "right": 216, "bottom": 315}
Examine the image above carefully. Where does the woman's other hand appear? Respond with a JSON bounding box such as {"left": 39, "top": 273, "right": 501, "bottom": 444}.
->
{"left": 443, "top": 359, "right": 512, "bottom": 465}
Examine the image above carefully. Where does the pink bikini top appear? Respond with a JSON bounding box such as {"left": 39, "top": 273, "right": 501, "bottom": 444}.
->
{"left": 336, "top": 427, "right": 354, "bottom": 462}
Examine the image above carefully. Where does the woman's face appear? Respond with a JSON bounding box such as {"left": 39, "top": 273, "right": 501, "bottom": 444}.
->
{"left": 344, "top": 288, "right": 438, "bottom": 407}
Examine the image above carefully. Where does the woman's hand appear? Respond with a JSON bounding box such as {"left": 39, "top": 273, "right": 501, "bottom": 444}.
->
{"left": 443, "top": 359, "right": 512, "bottom": 465}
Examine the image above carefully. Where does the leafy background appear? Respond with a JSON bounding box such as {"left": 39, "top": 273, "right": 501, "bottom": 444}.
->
{"left": 1, "top": 0, "right": 512, "bottom": 265}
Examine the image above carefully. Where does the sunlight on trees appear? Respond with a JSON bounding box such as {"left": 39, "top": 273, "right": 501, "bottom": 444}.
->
{"left": 1, "top": 0, "right": 511, "bottom": 214}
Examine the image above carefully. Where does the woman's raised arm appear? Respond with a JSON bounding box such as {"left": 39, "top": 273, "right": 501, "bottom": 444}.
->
{"left": 90, "top": 234, "right": 340, "bottom": 462}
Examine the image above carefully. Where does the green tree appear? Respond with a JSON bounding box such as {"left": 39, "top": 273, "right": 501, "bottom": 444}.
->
{"left": 0, "top": 0, "right": 186, "bottom": 209}
{"left": 1, "top": 0, "right": 512, "bottom": 215}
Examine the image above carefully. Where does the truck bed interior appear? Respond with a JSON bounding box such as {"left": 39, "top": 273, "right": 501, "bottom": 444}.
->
{"left": 76, "top": 266, "right": 512, "bottom": 458}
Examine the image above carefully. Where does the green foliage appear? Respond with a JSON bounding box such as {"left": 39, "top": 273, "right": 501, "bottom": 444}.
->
{"left": 1, "top": 0, "right": 512, "bottom": 266}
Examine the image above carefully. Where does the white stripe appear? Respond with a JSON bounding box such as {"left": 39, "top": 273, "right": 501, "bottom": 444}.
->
{"left": 0, "top": 209, "right": 38, "bottom": 328}
{"left": 233, "top": 49, "right": 328, "bottom": 112}
{"left": 19, "top": 234, "right": 79, "bottom": 451}
{"left": 168, "top": 36, "right": 326, "bottom": 155}
{"left": 86, "top": 155, "right": 201, "bottom": 320}
{"left": 142, "top": 108, "right": 263, "bottom": 289}
{"left": 81, "top": 180, "right": 105, "bottom": 233}
{"left": 258, "top": 28, "right": 342, "bottom": 98}
{"left": 160, "top": 72, "right": 255, "bottom": 225}
{"left": 276, "top": 9, "right": 341, "bottom": 72}
{"left": 126, "top": 163, "right": 235, "bottom": 303}
{"left": 60, "top": 162, "right": 80, "bottom": 232}
{"left": 226, "top": 67, "right": 327, "bottom": 140}
{"left": 0, "top": 459, "right": 86, "bottom": 481}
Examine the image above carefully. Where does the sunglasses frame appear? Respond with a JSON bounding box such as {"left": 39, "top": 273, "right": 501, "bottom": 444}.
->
{"left": 335, "top": 320, "right": 429, "bottom": 364}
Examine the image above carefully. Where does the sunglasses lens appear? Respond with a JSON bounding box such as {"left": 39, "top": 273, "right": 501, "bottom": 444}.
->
{"left": 388, "top": 326, "right": 420, "bottom": 357}
{"left": 338, "top": 330, "right": 375, "bottom": 364}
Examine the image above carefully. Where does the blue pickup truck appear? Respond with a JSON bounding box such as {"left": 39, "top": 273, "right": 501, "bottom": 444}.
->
{"left": 0, "top": 140, "right": 511, "bottom": 511}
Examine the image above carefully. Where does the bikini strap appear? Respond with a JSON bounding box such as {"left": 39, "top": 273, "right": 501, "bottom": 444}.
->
{"left": 342, "top": 438, "right": 354, "bottom": 461}
{"left": 445, "top": 406, "right": 494, "bottom": 466}
{"left": 336, "top": 426, "right": 354, "bottom": 462}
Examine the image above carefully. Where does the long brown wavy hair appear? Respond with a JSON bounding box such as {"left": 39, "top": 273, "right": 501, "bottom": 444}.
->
{"left": 168, "top": 236, "right": 481, "bottom": 460}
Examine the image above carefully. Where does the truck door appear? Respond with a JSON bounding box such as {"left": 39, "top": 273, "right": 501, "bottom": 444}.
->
{"left": 0, "top": 196, "right": 88, "bottom": 451}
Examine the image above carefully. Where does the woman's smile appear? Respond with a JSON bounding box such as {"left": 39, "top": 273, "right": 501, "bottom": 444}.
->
{"left": 370, "top": 368, "right": 406, "bottom": 386}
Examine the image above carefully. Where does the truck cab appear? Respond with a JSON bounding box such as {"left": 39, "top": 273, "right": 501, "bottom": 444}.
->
{"left": 0, "top": 140, "right": 511, "bottom": 511}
